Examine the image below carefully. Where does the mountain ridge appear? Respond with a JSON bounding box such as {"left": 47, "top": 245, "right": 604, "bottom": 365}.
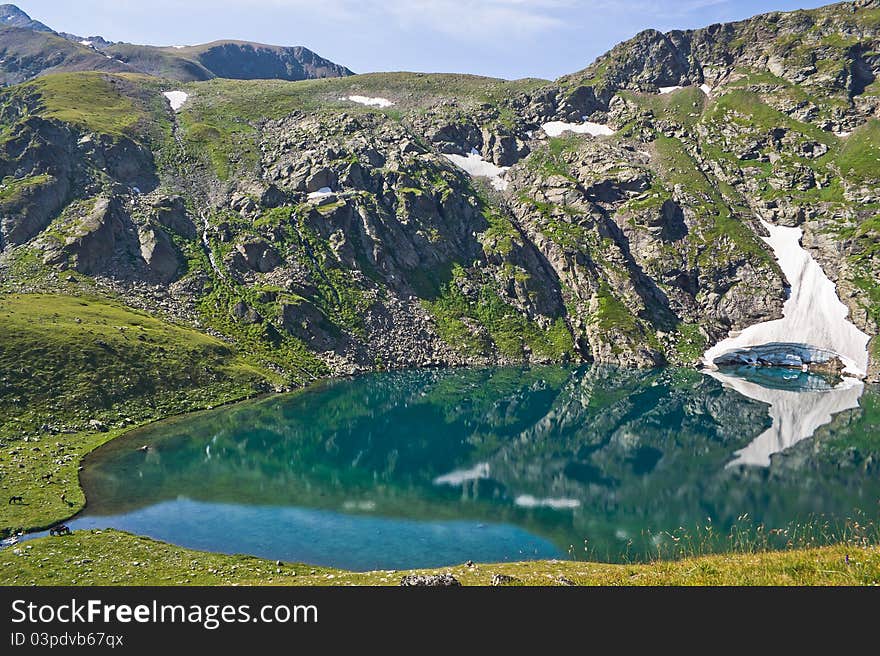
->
{"left": 0, "top": 0, "right": 878, "bottom": 393}
{"left": 0, "top": 4, "right": 353, "bottom": 84}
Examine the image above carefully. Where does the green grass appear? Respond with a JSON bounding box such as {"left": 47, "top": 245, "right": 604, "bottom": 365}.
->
{"left": 621, "top": 86, "right": 707, "bottom": 128}
{"left": 673, "top": 323, "right": 708, "bottom": 362}
{"left": 837, "top": 119, "right": 880, "bottom": 183}
{"left": 177, "top": 72, "right": 546, "bottom": 179}
{"left": 592, "top": 283, "right": 638, "bottom": 334}
{"left": 426, "top": 265, "right": 574, "bottom": 360}
{"left": 480, "top": 205, "right": 522, "bottom": 256}
{"left": 710, "top": 89, "right": 838, "bottom": 146}
{"left": 2, "top": 529, "right": 877, "bottom": 586}
{"left": 651, "top": 136, "right": 772, "bottom": 268}
{"left": 0, "top": 174, "right": 53, "bottom": 203}
{"left": 0, "top": 294, "right": 275, "bottom": 533}
{"left": 526, "top": 135, "right": 580, "bottom": 181}
{"left": 17, "top": 73, "right": 149, "bottom": 138}
{"left": 192, "top": 277, "right": 329, "bottom": 386}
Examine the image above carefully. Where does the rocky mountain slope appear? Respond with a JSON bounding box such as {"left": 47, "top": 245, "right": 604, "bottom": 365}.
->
{"left": 0, "top": 4, "right": 352, "bottom": 85}
{"left": 0, "top": 0, "right": 879, "bottom": 389}
{"left": 0, "top": 4, "right": 49, "bottom": 32}
{"left": 102, "top": 41, "right": 353, "bottom": 82}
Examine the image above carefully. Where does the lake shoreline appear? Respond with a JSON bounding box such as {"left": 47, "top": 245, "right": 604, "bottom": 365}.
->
{"left": 3, "top": 529, "right": 878, "bottom": 586}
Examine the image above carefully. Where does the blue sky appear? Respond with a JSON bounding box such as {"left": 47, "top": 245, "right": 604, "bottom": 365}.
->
{"left": 15, "top": 0, "right": 831, "bottom": 79}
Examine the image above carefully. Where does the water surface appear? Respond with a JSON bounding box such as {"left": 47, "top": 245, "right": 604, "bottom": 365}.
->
{"left": 71, "top": 366, "right": 880, "bottom": 570}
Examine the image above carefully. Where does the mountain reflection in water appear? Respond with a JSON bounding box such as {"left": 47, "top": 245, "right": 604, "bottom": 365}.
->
{"left": 69, "top": 365, "right": 879, "bottom": 569}
{"left": 708, "top": 367, "right": 865, "bottom": 467}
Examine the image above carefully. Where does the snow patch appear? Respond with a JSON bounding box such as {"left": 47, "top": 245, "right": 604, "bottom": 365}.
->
{"left": 515, "top": 495, "right": 581, "bottom": 510}
{"left": 79, "top": 40, "right": 93, "bottom": 47}
{"left": 444, "top": 152, "right": 509, "bottom": 191}
{"left": 345, "top": 95, "right": 394, "bottom": 108}
{"left": 541, "top": 120, "right": 614, "bottom": 137}
{"left": 708, "top": 369, "right": 864, "bottom": 467}
{"left": 307, "top": 187, "right": 334, "bottom": 200}
{"left": 162, "top": 91, "right": 189, "bottom": 112}
{"left": 433, "top": 462, "right": 490, "bottom": 486}
{"left": 170, "top": 45, "right": 188, "bottom": 49}
{"left": 702, "top": 219, "right": 871, "bottom": 377}
{"left": 658, "top": 85, "right": 683, "bottom": 94}
{"left": 699, "top": 83, "right": 712, "bottom": 96}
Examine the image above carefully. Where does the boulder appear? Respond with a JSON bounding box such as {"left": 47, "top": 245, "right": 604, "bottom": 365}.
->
{"left": 260, "top": 184, "right": 288, "bottom": 208}
{"left": 306, "top": 167, "right": 337, "bottom": 193}
{"left": 399, "top": 573, "right": 461, "bottom": 587}
{"left": 139, "top": 225, "right": 181, "bottom": 283}
{"left": 64, "top": 197, "right": 125, "bottom": 274}
{"left": 151, "top": 196, "right": 197, "bottom": 239}
{"left": 233, "top": 239, "right": 281, "bottom": 273}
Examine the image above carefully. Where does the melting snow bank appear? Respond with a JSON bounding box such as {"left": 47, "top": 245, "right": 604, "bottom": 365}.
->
{"left": 656, "top": 84, "right": 712, "bottom": 96}
{"left": 444, "top": 151, "right": 509, "bottom": 191}
{"left": 307, "top": 187, "right": 334, "bottom": 200}
{"left": 345, "top": 95, "right": 394, "bottom": 108}
{"left": 162, "top": 91, "right": 189, "bottom": 112}
{"left": 541, "top": 120, "right": 614, "bottom": 137}
{"left": 702, "top": 219, "right": 870, "bottom": 377}
{"left": 707, "top": 369, "right": 863, "bottom": 467}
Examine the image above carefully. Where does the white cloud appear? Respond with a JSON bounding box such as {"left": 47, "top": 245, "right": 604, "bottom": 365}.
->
{"left": 139, "top": 0, "right": 569, "bottom": 38}
{"left": 585, "top": 0, "right": 729, "bottom": 17}
{"left": 383, "top": 1, "right": 567, "bottom": 38}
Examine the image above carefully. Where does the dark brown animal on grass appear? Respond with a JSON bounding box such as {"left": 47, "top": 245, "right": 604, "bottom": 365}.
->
{"left": 8, "top": 496, "right": 23, "bottom": 504}
{"left": 49, "top": 524, "right": 71, "bottom": 536}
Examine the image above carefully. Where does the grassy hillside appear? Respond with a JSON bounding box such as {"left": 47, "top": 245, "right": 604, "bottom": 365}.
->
{"left": 0, "top": 27, "right": 130, "bottom": 86}
{"left": 177, "top": 72, "right": 546, "bottom": 178}
{"left": 0, "top": 294, "right": 275, "bottom": 533}
{"left": 3, "top": 71, "right": 174, "bottom": 148}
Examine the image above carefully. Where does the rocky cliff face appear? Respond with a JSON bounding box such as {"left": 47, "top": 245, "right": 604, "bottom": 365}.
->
{"left": 1, "top": 0, "right": 878, "bottom": 383}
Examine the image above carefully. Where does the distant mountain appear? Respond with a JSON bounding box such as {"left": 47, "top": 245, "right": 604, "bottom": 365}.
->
{"left": 0, "top": 3, "right": 50, "bottom": 32}
{"left": 0, "top": 4, "right": 352, "bottom": 84}
{"left": 103, "top": 40, "right": 354, "bottom": 82}
{"left": 0, "top": 27, "right": 132, "bottom": 86}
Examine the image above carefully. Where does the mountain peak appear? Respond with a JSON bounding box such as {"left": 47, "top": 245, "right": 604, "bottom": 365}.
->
{"left": 0, "top": 4, "right": 52, "bottom": 32}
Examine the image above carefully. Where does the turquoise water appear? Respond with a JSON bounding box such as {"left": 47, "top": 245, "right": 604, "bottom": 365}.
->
{"left": 71, "top": 366, "right": 880, "bottom": 570}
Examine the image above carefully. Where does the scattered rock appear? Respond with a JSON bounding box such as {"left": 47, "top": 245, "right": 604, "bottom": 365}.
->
{"left": 399, "top": 573, "right": 462, "bottom": 587}
{"left": 491, "top": 574, "right": 520, "bottom": 586}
